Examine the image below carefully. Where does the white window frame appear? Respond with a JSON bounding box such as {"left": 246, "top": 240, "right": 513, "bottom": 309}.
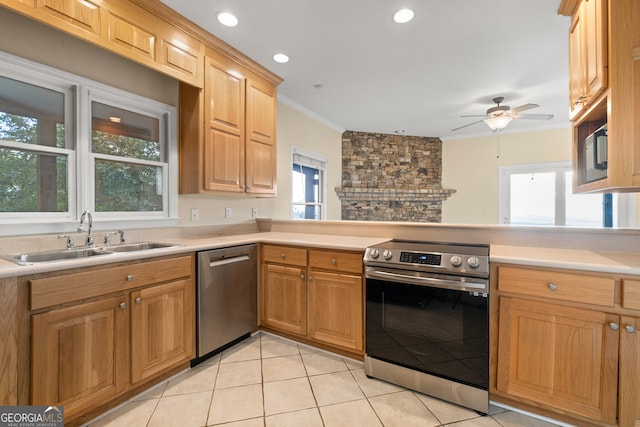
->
{"left": 291, "top": 146, "right": 327, "bottom": 220}
{"left": 0, "top": 51, "right": 178, "bottom": 236}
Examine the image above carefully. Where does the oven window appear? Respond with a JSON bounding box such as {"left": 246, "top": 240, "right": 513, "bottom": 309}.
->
{"left": 366, "top": 279, "right": 488, "bottom": 390}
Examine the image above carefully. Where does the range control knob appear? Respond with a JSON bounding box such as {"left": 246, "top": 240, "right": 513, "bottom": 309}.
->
{"left": 467, "top": 256, "right": 481, "bottom": 268}
{"left": 369, "top": 249, "right": 380, "bottom": 259}
{"left": 383, "top": 250, "right": 393, "bottom": 260}
{"left": 450, "top": 255, "right": 463, "bottom": 267}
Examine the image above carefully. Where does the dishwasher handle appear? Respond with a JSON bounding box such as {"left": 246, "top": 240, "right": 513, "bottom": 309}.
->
{"left": 208, "top": 254, "right": 251, "bottom": 268}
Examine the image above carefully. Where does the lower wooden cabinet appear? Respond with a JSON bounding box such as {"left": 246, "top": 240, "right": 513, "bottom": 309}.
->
{"left": 29, "top": 255, "right": 195, "bottom": 423}
{"left": 619, "top": 315, "right": 640, "bottom": 427}
{"left": 261, "top": 244, "right": 364, "bottom": 354}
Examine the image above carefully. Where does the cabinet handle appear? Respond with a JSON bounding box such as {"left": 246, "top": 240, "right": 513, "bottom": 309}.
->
{"left": 135, "top": 297, "right": 142, "bottom": 304}
{"left": 308, "top": 275, "right": 313, "bottom": 281}
{"left": 280, "top": 253, "right": 286, "bottom": 259}
{"left": 331, "top": 258, "right": 337, "bottom": 265}
{"left": 300, "top": 274, "right": 305, "bottom": 280}
{"left": 126, "top": 274, "right": 134, "bottom": 282}
{"left": 609, "top": 322, "right": 620, "bottom": 330}
{"left": 548, "top": 283, "right": 558, "bottom": 291}
{"left": 119, "top": 302, "right": 126, "bottom": 310}
{"left": 625, "top": 325, "right": 637, "bottom": 333}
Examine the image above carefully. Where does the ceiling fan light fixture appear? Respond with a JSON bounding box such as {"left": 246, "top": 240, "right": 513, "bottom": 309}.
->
{"left": 393, "top": 9, "right": 414, "bottom": 24}
{"left": 484, "top": 115, "right": 512, "bottom": 130}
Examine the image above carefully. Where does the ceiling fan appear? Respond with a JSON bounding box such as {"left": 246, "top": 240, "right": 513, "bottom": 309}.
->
{"left": 452, "top": 97, "right": 554, "bottom": 132}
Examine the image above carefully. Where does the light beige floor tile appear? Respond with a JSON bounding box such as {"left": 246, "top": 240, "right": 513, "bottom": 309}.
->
{"left": 215, "top": 359, "right": 262, "bottom": 389}
{"left": 263, "top": 377, "right": 317, "bottom": 416}
{"left": 261, "top": 334, "right": 300, "bottom": 358}
{"left": 89, "top": 398, "right": 158, "bottom": 427}
{"left": 445, "top": 415, "right": 502, "bottom": 427}
{"left": 491, "top": 410, "right": 562, "bottom": 427}
{"left": 319, "top": 399, "right": 383, "bottom": 427}
{"left": 148, "top": 391, "right": 211, "bottom": 427}
{"left": 200, "top": 353, "right": 222, "bottom": 366}
{"left": 208, "top": 384, "right": 263, "bottom": 425}
{"left": 301, "top": 349, "right": 349, "bottom": 376}
{"left": 132, "top": 381, "right": 166, "bottom": 401}
{"left": 265, "top": 408, "right": 323, "bottom": 427}
{"left": 350, "top": 368, "right": 404, "bottom": 397}
{"left": 369, "top": 390, "right": 440, "bottom": 427}
{"left": 220, "top": 339, "right": 262, "bottom": 363}
{"left": 163, "top": 364, "right": 218, "bottom": 396}
{"left": 415, "top": 393, "right": 480, "bottom": 424}
{"left": 210, "top": 417, "right": 265, "bottom": 427}
{"left": 262, "top": 354, "right": 307, "bottom": 382}
{"left": 309, "top": 371, "right": 364, "bottom": 406}
{"left": 343, "top": 357, "right": 364, "bottom": 370}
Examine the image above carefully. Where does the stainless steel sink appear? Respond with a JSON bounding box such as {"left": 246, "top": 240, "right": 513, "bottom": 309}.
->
{"left": 105, "top": 242, "right": 177, "bottom": 252}
{"left": 4, "top": 242, "right": 179, "bottom": 265}
{"left": 8, "top": 247, "right": 112, "bottom": 265}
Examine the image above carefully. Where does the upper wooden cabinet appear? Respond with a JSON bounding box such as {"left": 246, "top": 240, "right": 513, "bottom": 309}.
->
{"left": 180, "top": 50, "right": 279, "bottom": 196}
{"left": 560, "top": 0, "right": 640, "bottom": 192}
{"left": 567, "top": 0, "right": 607, "bottom": 119}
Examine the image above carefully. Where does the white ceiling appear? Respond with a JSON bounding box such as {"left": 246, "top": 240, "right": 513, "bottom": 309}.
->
{"left": 159, "top": 0, "right": 571, "bottom": 140}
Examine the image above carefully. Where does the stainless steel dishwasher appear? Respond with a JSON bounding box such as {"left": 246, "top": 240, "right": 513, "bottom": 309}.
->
{"left": 195, "top": 244, "right": 257, "bottom": 363}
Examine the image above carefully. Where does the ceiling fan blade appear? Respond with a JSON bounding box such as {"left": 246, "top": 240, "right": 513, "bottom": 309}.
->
{"left": 514, "top": 113, "right": 554, "bottom": 120}
{"left": 451, "top": 120, "right": 485, "bottom": 131}
{"left": 510, "top": 103, "right": 539, "bottom": 114}
{"left": 460, "top": 115, "right": 487, "bottom": 118}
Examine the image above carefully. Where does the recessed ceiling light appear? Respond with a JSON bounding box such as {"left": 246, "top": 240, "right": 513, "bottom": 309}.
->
{"left": 393, "top": 9, "right": 414, "bottom": 24}
{"left": 273, "top": 53, "right": 289, "bottom": 63}
{"left": 108, "top": 116, "right": 122, "bottom": 123}
{"left": 217, "top": 12, "right": 238, "bottom": 27}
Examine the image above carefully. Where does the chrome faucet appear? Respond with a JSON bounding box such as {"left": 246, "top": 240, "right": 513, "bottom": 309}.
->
{"left": 78, "top": 210, "right": 94, "bottom": 247}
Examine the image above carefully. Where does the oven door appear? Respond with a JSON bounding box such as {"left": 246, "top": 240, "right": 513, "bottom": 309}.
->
{"left": 365, "top": 266, "right": 489, "bottom": 391}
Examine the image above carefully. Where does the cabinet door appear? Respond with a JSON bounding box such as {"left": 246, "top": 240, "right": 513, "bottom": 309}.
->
{"left": 619, "top": 316, "right": 640, "bottom": 427}
{"left": 569, "top": 5, "right": 586, "bottom": 117}
{"left": 308, "top": 270, "right": 363, "bottom": 352}
{"left": 32, "top": 296, "right": 127, "bottom": 419}
{"left": 204, "top": 128, "right": 244, "bottom": 192}
{"left": 130, "top": 279, "right": 194, "bottom": 384}
{"left": 245, "top": 78, "right": 276, "bottom": 195}
{"left": 35, "top": 0, "right": 103, "bottom": 39}
{"left": 497, "top": 297, "right": 618, "bottom": 423}
{"left": 262, "top": 264, "right": 307, "bottom": 336}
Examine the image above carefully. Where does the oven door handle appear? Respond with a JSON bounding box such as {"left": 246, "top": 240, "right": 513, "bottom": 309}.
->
{"left": 366, "top": 268, "right": 488, "bottom": 293}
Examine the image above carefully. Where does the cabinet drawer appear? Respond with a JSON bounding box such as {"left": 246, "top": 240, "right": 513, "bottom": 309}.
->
{"left": 308, "top": 249, "right": 363, "bottom": 274}
{"left": 262, "top": 245, "right": 307, "bottom": 267}
{"left": 30, "top": 255, "right": 193, "bottom": 310}
{"left": 622, "top": 279, "right": 640, "bottom": 310}
{"left": 498, "top": 265, "right": 615, "bottom": 307}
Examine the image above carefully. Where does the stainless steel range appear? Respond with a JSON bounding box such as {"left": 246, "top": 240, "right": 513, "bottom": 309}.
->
{"left": 364, "top": 240, "right": 490, "bottom": 413}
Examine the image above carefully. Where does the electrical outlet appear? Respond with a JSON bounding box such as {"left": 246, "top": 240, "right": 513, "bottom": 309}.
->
{"left": 190, "top": 208, "right": 199, "bottom": 221}
{"left": 251, "top": 207, "right": 258, "bottom": 218}
{"left": 225, "top": 207, "right": 232, "bottom": 218}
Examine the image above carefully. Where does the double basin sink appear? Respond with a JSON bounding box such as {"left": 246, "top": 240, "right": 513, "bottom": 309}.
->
{"left": 7, "top": 242, "right": 178, "bottom": 265}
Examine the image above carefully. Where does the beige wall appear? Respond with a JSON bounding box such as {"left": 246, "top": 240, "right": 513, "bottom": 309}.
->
{"left": 442, "top": 127, "right": 572, "bottom": 224}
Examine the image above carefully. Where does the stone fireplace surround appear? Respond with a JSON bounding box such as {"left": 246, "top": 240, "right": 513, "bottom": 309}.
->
{"left": 335, "top": 131, "right": 456, "bottom": 222}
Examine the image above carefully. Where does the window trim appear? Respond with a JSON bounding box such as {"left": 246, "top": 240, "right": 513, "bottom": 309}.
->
{"left": 291, "top": 146, "right": 327, "bottom": 220}
{"left": 0, "top": 50, "right": 178, "bottom": 236}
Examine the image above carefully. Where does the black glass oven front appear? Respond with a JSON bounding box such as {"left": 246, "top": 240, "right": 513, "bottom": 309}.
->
{"left": 366, "top": 277, "right": 489, "bottom": 391}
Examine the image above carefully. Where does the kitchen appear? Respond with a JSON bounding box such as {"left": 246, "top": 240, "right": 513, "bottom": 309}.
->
{"left": 0, "top": 0, "right": 639, "bottom": 426}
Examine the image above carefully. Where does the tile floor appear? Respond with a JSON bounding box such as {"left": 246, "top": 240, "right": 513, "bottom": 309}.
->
{"left": 86, "top": 332, "right": 563, "bottom": 427}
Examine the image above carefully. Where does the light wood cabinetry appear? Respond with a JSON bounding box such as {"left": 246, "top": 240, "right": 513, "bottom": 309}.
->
{"left": 261, "top": 244, "right": 364, "bottom": 355}
{"left": 29, "top": 255, "right": 195, "bottom": 424}
{"left": 493, "top": 264, "right": 640, "bottom": 427}
{"left": 560, "top": 0, "right": 640, "bottom": 192}
{"left": 180, "top": 51, "right": 278, "bottom": 195}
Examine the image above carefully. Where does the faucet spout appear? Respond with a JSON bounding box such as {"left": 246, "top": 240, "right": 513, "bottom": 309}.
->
{"left": 79, "top": 211, "right": 94, "bottom": 247}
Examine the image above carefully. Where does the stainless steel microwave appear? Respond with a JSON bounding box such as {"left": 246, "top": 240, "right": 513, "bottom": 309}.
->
{"left": 584, "top": 124, "right": 607, "bottom": 183}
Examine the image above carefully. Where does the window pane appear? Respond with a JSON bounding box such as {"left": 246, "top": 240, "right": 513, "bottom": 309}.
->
{"left": 91, "top": 102, "right": 161, "bottom": 161}
{"left": 565, "top": 171, "right": 603, "bottom": 227}
{"left": 510, "top": 172, "right": 556, "bottom": 225}
{"left": 0, "top": 148, "right": 67, "bottom": 212}
{"left": 292, "top": 204, "right": 321, "bottom": 219}
{"left": 95, "top": 159, "right": 162, "bottom": 212}
{"left": 0, "top": 76, "right": 66, "bottom": 148}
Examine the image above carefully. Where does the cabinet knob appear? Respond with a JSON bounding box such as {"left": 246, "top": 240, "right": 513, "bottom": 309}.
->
{"left": 609, "top": 322, "right": 620, "bottom": 330}
{"left": 625, "top": 325, "right": 637, "bottom": 333}
{"left": 126, "top": 274, "right": 134, "bottom": 281}
{"left": 119, "top": 302, "right": 126, "bottom": 310}
{"left": 135, "top": 297, "right": 142, "bottom": 304}
{"left": 280, "top": 253, "right": 286, "bottom": 259}
{"left": 300, "top": 274, "right": 305, "bottom": 280}
{"left": 308, "top": 276, "right": 313, "bottom": 281}
{"left": 331, "top": 258, "right": 337, "bottom": 265}
{"left": 548, "top": 283, "right": 558, "bottom": 291}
